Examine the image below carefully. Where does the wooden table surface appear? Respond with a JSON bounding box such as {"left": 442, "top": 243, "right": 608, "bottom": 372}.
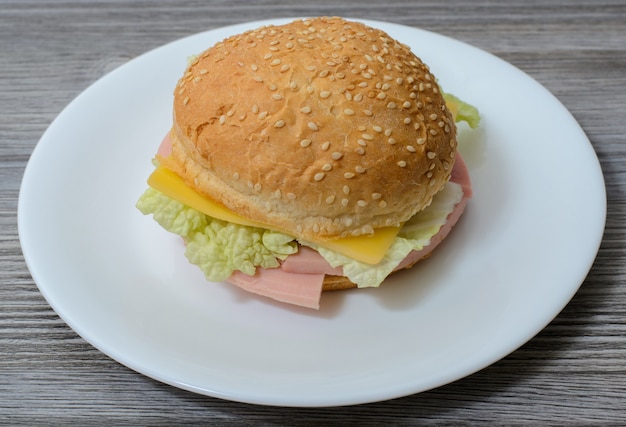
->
{"left": 2, "top": 0, "right": 625, "bottom": 424}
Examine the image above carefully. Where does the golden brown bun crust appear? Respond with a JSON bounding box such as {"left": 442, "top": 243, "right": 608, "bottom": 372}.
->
{"left": 165, "top": 17, "right": 457, "bottom": 241}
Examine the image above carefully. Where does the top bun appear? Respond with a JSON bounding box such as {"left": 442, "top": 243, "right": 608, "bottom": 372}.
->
{"left": 162, "top": 17, "right": 457, "bottom": 241}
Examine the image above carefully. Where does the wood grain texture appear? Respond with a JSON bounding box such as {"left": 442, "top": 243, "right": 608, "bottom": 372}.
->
{"left": 1, "top": 0, "right": 625, "bottom": 424}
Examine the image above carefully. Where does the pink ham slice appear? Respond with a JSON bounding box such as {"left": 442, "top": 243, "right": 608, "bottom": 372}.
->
{"left": 157, "top": 132, "right": 172, "bottom": 157}
{"left": 227, "top": 269, "right": 325, "bottom": 310}
{"left": 280, "top": 246, "right": 344, "bottom": 275}
{"left": 226, "top": 153, "right": 472, "bottom": 309}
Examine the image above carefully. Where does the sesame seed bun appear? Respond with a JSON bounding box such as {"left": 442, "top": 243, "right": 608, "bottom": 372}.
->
{"left": 162, "top": 17, "right": 457, "bottom": 242}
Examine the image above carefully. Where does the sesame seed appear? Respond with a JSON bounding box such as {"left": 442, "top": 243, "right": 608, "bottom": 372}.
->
{"left": 299, "top": 106, "right": 311, "bottom": 114}
{"left": 308, "top": 122, "right": 319, "bottom": 131}
{"left": 321, "top": 141, "right": 330, "bottom": 151}
{"left": 376, "top": 92, "right": 386, "bottom": 100}
{"left": 314, "top": 172, "right": 325, "bottom": 181}
{"left": 254, "top": 183, "right": 262, "bottom": 191}
{"left": 372, "top": 193, "right": 382, "bottom": 199}
{"left": 341, "top": 199, "right": 349, "bottom": 207}
{"left": 355, "top": 165, "right": 365, "bottom": 173}
{"left": 354, "top": 93, "right": 363, "bottom": 102}
{"left": 381, "top": 83, "right": 391, "bottom": 91}
{"left": 336, "top": 72, "right": 346, "bottom": 79}
{"left": 219, "top": 115, "right": 226, "bottom": 124}
{"left": 326, "top": 195, "right": 335, "bottom": 204}
{"left": 417, "top": 138, "right": 426, "bottom": 145}
{"left": 427, "top": 151, "right": 436, "bottom": 159}
{"left": 397, "top": 161, "right": 407, "bottom": 167}
{"left": 396, "top": 77, "right": 404, "bottom": 84}
{"left": 355, "top": 147, "right": 365, "bottom": 155}
{"left": 357, "top": 139, "right": 367, "bottom": 146}
{"left": 268, "top": 84, "right": 277, "bottom": 91}
{"left": 358, "top": 82, "right": 368, "bottom": 88}
{"left": 300, "top": 139, "right": 312, "bottom": 147}
{"left": 263, "top": 53, "right": 272, "bottom": 59}
{"left": 362, "top": 133, "right": 374, "bottom": 141}
{"left": 404, "top": 117, "right": 412, "bottom": 124}
{"left": 274, "top": 120, "right": 285, "bottom": 128}
{"left": 322, "top": 163, "right": 332, "bottom": 171}
{"left": 363, "top": 73, "right": 372, "bottom": 79}
{"left": 429, "top": 113, "right": 438, "bottom": 120}
{"left": 384, "top": 128, "right": 392, "bottom": 136}
{"left": 403, "top": 101, "right": 411, "bottom": 108}
{"left": 200, "top": 69, "right": 208, "bottom": 74}
{"left": 429, "top": 129, "right": 438, "bottom": 136}
{"left": 388, "top": 138, "right": 396, "bottom": 144}
{"left": 258, "top": 111, "right": 268, "bottom": 119}
{"left": 364, "top": 110, "right": 373, "bottom": 116}
{"left": 319, "top": 70, "right": 330, "bottom": 77}
{"left": 343, "top": 108, "right": 355, "bottom": 115}
{"left": 379, "top": 200, "right": 388, "bottom": 208}
{"left": 252, "top": 104, "right": 259, "bottom": 114}
{"left": 280, "top": 64, "right": 291, "bottom": 72}
{"left": 272, "top": 94, "right": 283, "bottom": 100}
{"left": 406, "top": 145, "right": 416, "bottom": 152}
{"left": 183, "top": 97, "right": 190, "bottom": 105}
{"left": 319, "top": 91, "right": 331, "bottom": 99}
{"left": 331, "top": 152, "right": 343, "bottom": 160}
{"left": 344, "top": 172, "right": 355, "bottom": 179}
{"left": 357, "top": 200, "right": 368, "bottom": 207}
{"left": 343, "top": 185, "right": 350, "bottom": 195}
{"left": 387, "top": 102, "right": 397, "bottom": 109}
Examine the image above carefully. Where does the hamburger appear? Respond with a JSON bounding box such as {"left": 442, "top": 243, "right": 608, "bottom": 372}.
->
{"left": 137, "top": 17, "right": 480, "bottom": 309}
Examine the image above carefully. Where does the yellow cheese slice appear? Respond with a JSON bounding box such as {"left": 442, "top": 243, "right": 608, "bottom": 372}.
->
{"left": 147, "top": 166, "right": 401, "bottom": 264}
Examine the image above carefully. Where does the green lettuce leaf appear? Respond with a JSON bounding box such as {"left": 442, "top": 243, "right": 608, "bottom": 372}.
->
{"left": 136, "top": 188, "right": 298, "bottom": 282}
{"left": 443, "top": 92, "right": 481, "bottom": 129}
{"left": 303, "top": 181, "right": 464, "bottom": 288}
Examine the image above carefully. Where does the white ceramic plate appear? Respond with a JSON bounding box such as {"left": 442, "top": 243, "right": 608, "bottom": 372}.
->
{"left": 19, "top": 19, "right": 606, "bottom": 407}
